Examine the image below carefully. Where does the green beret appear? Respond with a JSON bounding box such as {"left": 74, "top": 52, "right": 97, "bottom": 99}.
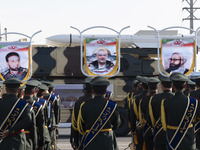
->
{"left": 84, "top": 77, "right": 93, "bottom": 84}
{"left": 39, "top": 84, "right": 48, "bottom": 91}
{"left": 139, "top": 76, "right": 148, "bottom": 84}
{"left": 3, "top": 78, "right": 22, "bottom": 88}
{"left": 29, "top": 79, "right": 42, "bottom": 87}
{"left": 20, "top": 84, "right": 26, "bottom": 90}
{"left": 90, "top": 76, "right": 110, "bottom": 86}
{"left": 26, "top": 80, "right": 39, "bottom": 87}
{"left": 158, "top": 74, "right": 171, "bottom": 82}
{"left": 146, "top": 77, "right": 160, "bottom": 84}
{"left": 132, "top": 79, "right": 138, "bottom": 85}
{"left": 187, "top": 80, "right": 196, "bottom": 86}
{"left": 40, "top": 80, "right": 54, "bottom": 88}
{"left": 136, "top": 76, "right": 142, "bottom": 82}
{"left": 170, "top": 72, "right": 189, "bottom": 82}
{"left": 47, "top": 82, "right": 55, "bottom": 88}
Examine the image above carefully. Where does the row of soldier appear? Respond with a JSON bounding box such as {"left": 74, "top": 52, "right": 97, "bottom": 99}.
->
{"left": 125, "top": 72, "right": 200, "bottom": 150}
{"left": 0, "top": 78, "right": 61, "bottom": 150}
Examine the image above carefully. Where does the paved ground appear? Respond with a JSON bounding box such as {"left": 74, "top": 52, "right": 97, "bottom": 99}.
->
{"left": 56, "top": 128, "right": 132, "bottom": 150}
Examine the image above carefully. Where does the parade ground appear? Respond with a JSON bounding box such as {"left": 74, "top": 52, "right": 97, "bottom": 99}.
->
{"left": 57, "top": 127, "right": 131, "bottom": 150}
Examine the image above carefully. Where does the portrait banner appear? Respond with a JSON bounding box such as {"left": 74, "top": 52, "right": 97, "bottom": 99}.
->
{"left": 0, "top": 42, "right": 31, "bottom": 81}
{"left": 161, "top": 38, "right": 195, "bottom": 75}
{"left": 84, "top": 38, "right": 119, "bottom": 76}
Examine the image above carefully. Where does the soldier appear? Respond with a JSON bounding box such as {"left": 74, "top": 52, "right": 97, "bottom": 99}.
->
{"left": 77, "top": 76, "right": 121, "bottom": 150}
{"left": 41, "top": 81, "right": 60, "bottom": 149}
{"left": 147, "top": 74, "right": 174, "bottom": 150}
{"left": 24, "top": 80, "right": 45, "bottom": 150}
{"left": 19, "top": 83, "right": 38, "bottom": 150}
{"left": 37, "top": 83, "right": 51, "bottom": 150}
{"left": 71, "top": 77, "right": 93, "bottom": 150}
{"left": 130, "top": 76, "right": 149, "bottom": 150}
{"left": 140, "top": 77, "right": 159, "bottom": 150}
{"left": 161, "top": 73, "right": 200, "bottom": 150}
{"left": 190, "top": 76, "right": 200, "bottom": 150}
{"left": 0, "top": 78, "right": 32, "bottom": 150}
{"left": 185, "top": 80, "right": 196, "bottom": 96}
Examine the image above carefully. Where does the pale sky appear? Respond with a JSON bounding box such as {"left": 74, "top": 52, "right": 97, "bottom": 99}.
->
{"left": 0, "top": 0, "right": 199, "bottom": 44}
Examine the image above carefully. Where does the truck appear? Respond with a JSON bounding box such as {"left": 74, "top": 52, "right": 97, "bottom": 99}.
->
{"left": 29, "top": 29, "right": 195, "bottom": 136}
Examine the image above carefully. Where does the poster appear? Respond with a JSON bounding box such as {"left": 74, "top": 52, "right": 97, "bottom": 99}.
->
{"left": 161, "top": 38, "right": 195, "bottom": 75}
{"left": 84, "top": 38, "right": 119, "bottom": 76}
{"left": 0, "top": 42, "right": 30, "bottom": 81}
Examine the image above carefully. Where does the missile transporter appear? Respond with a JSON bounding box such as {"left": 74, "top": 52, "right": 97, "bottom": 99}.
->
{"left": 31, "top": 43, "right": 161, "bottom": 136}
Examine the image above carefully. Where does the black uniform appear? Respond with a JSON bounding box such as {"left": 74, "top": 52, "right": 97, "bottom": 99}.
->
{"left": 71, "top": 93, "right": 93, "bottom": 148}
{"left": 161, "top": 73, "right": 200, "bottom": 150}
{"left": 0, "top": 94, "right": 31, "bottom": 150}
{"left": 23, "top": 96, "right": 45, "bottom": 149}
{"left": 150, "top": 90, "right": 174, "bottom": 150}
{"left": 78, "top": 96, "right": 121, "bottom": 150}
{"left": 77, "top": 76, "right": 121, "bottom": 150}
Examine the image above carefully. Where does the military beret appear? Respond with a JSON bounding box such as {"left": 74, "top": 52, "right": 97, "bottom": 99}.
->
{"left": 3, "top": 78, "right": 22, "bottom": 88}
{"left": 132, "top": 79, "right": 138, "bottom": 85}
{"left": 29, "top": 79, "right": 42, "bottom": 87}
{"left": 84, "top": 77, "right": 93, "bottom": 84}
{"left": 90, "top": 76, "right": 110, "bottom": 86}
{"left": 136, "top": 76, "right": 142, "bottom": 82}
{"left": 139, "top": 76, "right": 148, "bottom": 84}
{"left": 170, "top": 72, "right": 189, "bottom": 82}
{"left": 26, "top": 80, "right": 39, "bottom": 87}
{"left": 146, "top": 77, "right": 160, "bottom": 84}
{"left": 158, "top": 74, "right": 171, "bottom": 82}
{"left": 20, "top": 84, "right": 26, "bottom": 90}
{"left": 47, "top": 82, "right": 55, "bottom": 88}
{"left": 39, "top": 84, "right": 48, "bottom": 91}
{"left": 187, "top": 80, "right": 196, "bottom": 86}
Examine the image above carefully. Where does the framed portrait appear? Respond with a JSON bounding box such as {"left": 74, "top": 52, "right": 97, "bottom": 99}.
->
{"left": 0, "top": 42, "right": 31, "bottom": 81}
{"left": 84, "top": 38, "right": 119, "bottom": 76}
{"left": 161, "top": 38, "right": 195, "bottom": 75}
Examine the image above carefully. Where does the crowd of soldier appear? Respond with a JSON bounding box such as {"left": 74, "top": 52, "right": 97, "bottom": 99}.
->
{"left": 0, "top": 78, "right": 61, "bottom": 150}
{"left": 125, "top": 73, "right": 200, "bottom": 150}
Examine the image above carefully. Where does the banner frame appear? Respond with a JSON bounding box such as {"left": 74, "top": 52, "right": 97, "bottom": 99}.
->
{"left": 0, "top": 30, "right": 41, "bottom": 82}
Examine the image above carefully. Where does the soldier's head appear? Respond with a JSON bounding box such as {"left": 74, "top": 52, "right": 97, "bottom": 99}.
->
{"left": 187, "top": 80, "right": 196, "bottom": 92}
{"left": 90, "top": 76, "right": 110, "bottom": 96}
{"left": 3, "top": 78, "right": 22, "bottom": 94}
{"left": 83, "top": 77, "right": 93, "bottom": 94}
{"left": 170, "top": 72, "right": 188, "bottom": 92}
{"left": 146, "top": 77, "right": 160, "bottom": 91}
{"left": 24, "top": 80, "right": 38, "bottom": 96}
{"left": 37, "top": 84, "right": 48, "bottom": 98}
{"left": 158, "top": 73, "right": 172, "bottom": 90}
{"left": 17, "top": 84, "right": 26, "bottom": 99}
{"left": 6, "top": 52, "right": 20, "bottom": 71}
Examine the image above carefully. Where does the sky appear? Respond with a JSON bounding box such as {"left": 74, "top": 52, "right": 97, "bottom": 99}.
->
{"left": 0, "top": 0, "right": 200, "bottom": 44}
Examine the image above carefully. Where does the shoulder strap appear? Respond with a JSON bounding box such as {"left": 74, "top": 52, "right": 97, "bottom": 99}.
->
{"left": 82, "top": 100, "right": 117, "bottom": 150}
{"left": 0, "top": 99, "right": 28, "bottom": 132}
{"left": 168, "top": 97, "right": 198, "bottom": 150}
{"left": 149, "top": 96, "right": 155, "bottom": 127}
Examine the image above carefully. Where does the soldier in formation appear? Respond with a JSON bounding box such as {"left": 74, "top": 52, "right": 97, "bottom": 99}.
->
{"left": 0, "top": 78, "right": 61, "bottom": 150}
{"left": 70, "top": 76, "right": 121, "bottom": 150}
{"left": 127, "top": 73, "right": 200, "bottom": 150}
